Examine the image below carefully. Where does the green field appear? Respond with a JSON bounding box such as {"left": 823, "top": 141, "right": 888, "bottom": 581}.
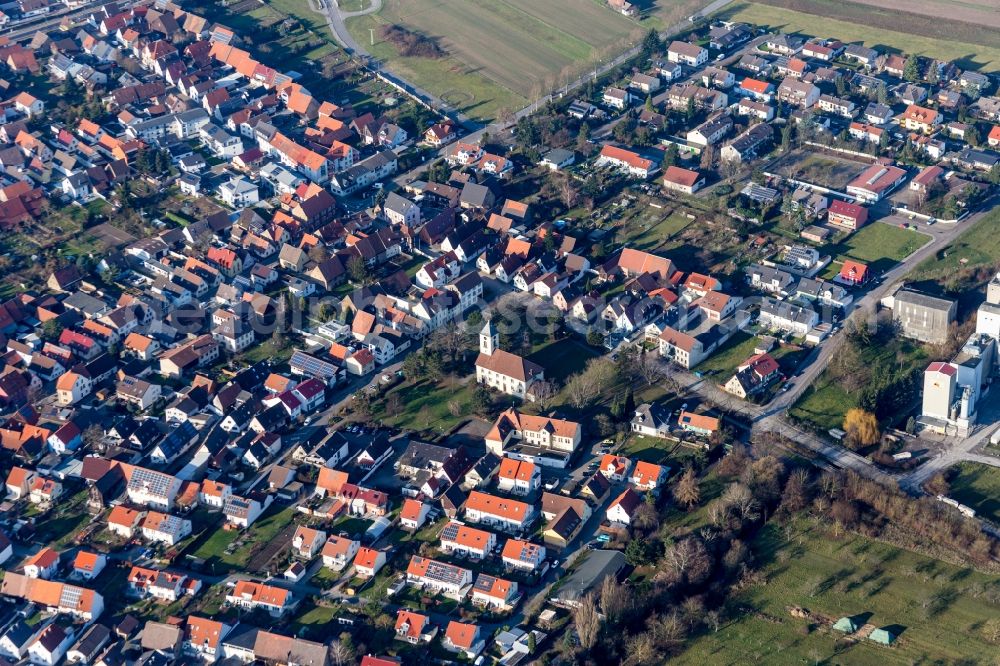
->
{"left": 346, "top": 0, "right": 649, "bottom": 121}
{"left": 674, "top": 519, "right": 1000, "bottom": 664}
{"left": 617, "top": 208, "right": 693, "bottom": 253}
{"left": 946, "top": 462, "right": 1000, "bottom": 524}
{"left": 373, "top": 377, "right": 477, "bottom": 433}
{"left": 717, "top": 1, "right": 1000, "bottom": 72}
{"left": 788, "top": 373, "right": 853, "bottom": 431}
{"left": 527, "top": 338, "right": 601, "bottom": 383}
{"left": 820, "top": 223, "right": 929, "bottom": 278}
{"left": 910, "top": 207, "right": 1000, "bottom": 284}
{"left": 791, "top": 334, "right": 928, "bottom": 432}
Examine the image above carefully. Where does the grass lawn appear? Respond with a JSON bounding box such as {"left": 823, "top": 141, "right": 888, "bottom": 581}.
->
{"left": 673, "top": 519, "right": 1000, "bottom": 664}
{"left": 374, "top": 376, "right": 477, "bottom": 433}
{"left": 623, "top": 434, "right": 671, "bottom": 463}
{"left": 791, "top": 335, "right": 928, "bottom": 432}
{"left": 716, "top": 1, "right": 1000, "bottom": 72}
{"left": 332, "top": 515, "right": 373, "bottom": 538}
{"left": 788, "top": 373, "right": 854, "bottom": 432}
{"left": 189, "top": 506, "right": 297, "bottom": 572}
{"left": 241, "top": 339, "right": 295, "bottom": 365}
{"left": 621, "top": 434, "right": 703, "bottom": 467}
{"left": 33, "top": 491, "right": 91, "bottom": 548}
{"left": 945, "top": 462, "right": 1000, "bottom": 524}
{"left": 910, "top": 207, "right": 1000, "bottom": 284}
{"left": 617, "top": 209, "right": 693, "bottom": 253}
{"left": 693, "top": 332, "right": 758, "bottom": 381}
{"left": 289, "top": 601, "right": 342, "bottom": 640}
{"left": 820, "top": 223, "right": 929, "bottom": 277}
{"left": 527, "top": 338, "right": 601, "bottom": 383}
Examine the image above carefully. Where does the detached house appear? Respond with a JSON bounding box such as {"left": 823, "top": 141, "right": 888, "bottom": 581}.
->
{"left": 406, "top": 556, "right": 472, "bottom": 599}
{"left": 322, "top": 535, "right": 360, "bottom": 571}
{"left": 595, "top": 145, "right": 659, "bottom": 179}
{"left": 667, "top": 40, "right": 707, "bottom": 67}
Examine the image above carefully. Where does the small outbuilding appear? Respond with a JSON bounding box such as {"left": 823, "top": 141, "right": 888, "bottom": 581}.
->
{"left": 833, "top": 616, "right": 859, "bottom": 632}
{"left": 868, "top": 627, "right": 897, "bottom": 645}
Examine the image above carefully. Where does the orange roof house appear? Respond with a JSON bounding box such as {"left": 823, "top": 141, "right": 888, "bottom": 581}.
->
{"left": 395, "top": 609, "right": 434, "bottom": 643}
{"left": 677, "top": 410, "right": 720, "bottom": 435}
{"left": 599, "top": 454, "right": 632, "bottom": 480}
{"left": 838, "top": 259, "right": 870, "bottom": 285}
{"left": 630, "top": 461, "right": 666, "bottom": 492}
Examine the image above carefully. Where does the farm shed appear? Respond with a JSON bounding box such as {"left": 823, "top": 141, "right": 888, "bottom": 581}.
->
{"left": 833, "top": 617, "right": 859, "bottom": 632}
{"left": 869, "top": 628, "right": 897, "bottom": 645}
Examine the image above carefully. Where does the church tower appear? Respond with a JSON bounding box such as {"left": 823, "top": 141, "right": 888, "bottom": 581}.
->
{"left": 479, "top": 319, "right": 498, "bottom": 356}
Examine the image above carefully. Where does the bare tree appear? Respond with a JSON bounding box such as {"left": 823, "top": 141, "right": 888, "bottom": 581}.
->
{"left": 573, "top": 593, "right": 602, "bottom": 650}
{"left": 673, "top": 466, "right": 701, "bottom": 509}
{"left": 564, "top": 373, "right": 597, "bottom": 409}
{"left": 624, "top": 632, "right": 657, "bottom": 665}
{"left": 559, "top": 172, "right": 579, "bottom": 210}
{"left": 722, "top": 483, "right": 760, "bottom": 523}
{"left": 82, "top": 424, "right": 105, "bottom": 452}
{"left": 328, "top": 634, "right": 354, "bottom": 666}
{"left": 648, "top": 611, "right": 687, "bottom": 646}
{"left": 635, "top": 353, "right": 665, "bottom": 386}
{"left": 599, "top": 574, "right": 627, "bottom": 624}
{"left": 530, "top": 379, "right": 559, "bottom": 410}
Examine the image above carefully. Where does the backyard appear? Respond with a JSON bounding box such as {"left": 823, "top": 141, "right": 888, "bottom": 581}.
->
{"left": 945, "top": 462, "right": 1000, "bottom": 524}
{"left": 187, "top": 506, "right": 299, "bottom": 574}
{"left": 615, "top": 205, "right": 694, "bottom": 253}
{"left": 694, "top": 332, "right": 807, "bottom": 385}
{"left": 674, "top": 518, "right": 1000, "bottom": 664}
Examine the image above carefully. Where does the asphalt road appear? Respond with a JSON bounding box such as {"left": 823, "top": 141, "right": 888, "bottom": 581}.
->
{"left": 657, "top": 197, "right": 1000, "bottom": 488}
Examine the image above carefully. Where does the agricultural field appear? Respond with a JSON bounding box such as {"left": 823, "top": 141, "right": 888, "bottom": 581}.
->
{"left": 848, "top": 0, "right": 1000, "bottom": 31}
{"left": 345, "top": 0, "right": 650, "bottom": 121}
{"left": 717, "top": 1, "right": 1000, "bottom": 72}
{"left": 946, "top": 462, "right": 1000, "bottom": 524}
{"left": 673, "top": 519, "right": 1000, "bottom": 664}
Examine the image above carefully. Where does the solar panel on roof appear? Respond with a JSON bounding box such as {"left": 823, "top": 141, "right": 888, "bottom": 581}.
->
{"left": 60, "top": 585, "right": 82, "bottom": 608}
{"left": 441, "top": 522, "right": 460, "bottom": 542}
{"left": 424, "top": 559, "right": 468, "bottom": 586}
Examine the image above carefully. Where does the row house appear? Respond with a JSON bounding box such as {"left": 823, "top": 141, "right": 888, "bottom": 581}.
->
{"left": 471, "top": 573, "right": 519, "bottom": 610}
{"left": 405, "top": 556, "right": 472, "bottom": 599}
{"left": 440, "top": 521, "right": 497, "bottom": 560}
{"left": 464, "top": 491, "right": 535, "bottom": 532}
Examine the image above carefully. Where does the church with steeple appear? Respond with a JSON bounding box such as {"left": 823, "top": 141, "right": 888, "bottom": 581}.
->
{"left": 474, "top": 319, "right": 545, "bottom": 400}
